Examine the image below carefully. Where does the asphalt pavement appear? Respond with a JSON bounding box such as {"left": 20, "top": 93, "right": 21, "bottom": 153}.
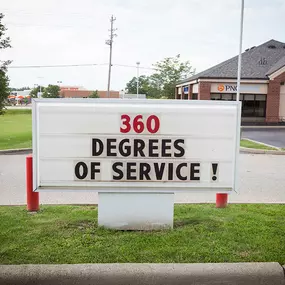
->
{"left": 242, "top": 127, "right": 285, "bottom": 148}
{"left": 0, "top": 153, "right": 285, "bottom": 205}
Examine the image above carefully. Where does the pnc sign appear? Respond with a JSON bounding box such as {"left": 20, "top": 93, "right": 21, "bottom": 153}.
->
{"left": 217, "top": 84, "right": 238, "bottom": 92}
{"left": 217, "top": 85, "right": 224, "bottom": 92}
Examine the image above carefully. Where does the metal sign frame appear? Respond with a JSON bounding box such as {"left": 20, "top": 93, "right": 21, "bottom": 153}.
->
{"left": 32, "top": 98, "right": 241, "bottom": 193}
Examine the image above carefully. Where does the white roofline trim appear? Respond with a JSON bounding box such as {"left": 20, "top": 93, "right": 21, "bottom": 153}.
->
{"left": 268, "top": 65, "right": 285, "bottom": 80}
{"left": 176, "top": 80, "right": 198, "bottom": 87}
{"left": 176, "top": 79, "right": 269, "bottom": 87}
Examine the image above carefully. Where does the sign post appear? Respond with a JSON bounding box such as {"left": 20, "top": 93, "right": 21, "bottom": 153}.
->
{"left": 32, "top": 99, "right": 241, "bottom": 229}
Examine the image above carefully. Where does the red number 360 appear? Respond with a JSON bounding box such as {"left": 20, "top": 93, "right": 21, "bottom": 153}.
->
{"left": 120, "top": 114, "right": 160, "bottom": 134}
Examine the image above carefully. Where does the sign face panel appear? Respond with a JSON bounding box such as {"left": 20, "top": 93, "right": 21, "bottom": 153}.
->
{"left": 211, "top": 83, "right": 268, "bottom": 94}
{"left": 33, "top": 99, "right": 241, "bottom": 192}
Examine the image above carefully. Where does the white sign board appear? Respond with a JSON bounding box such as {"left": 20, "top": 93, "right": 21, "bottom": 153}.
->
{"left": 32, "top": 99, "right": 241, "bottom": 193}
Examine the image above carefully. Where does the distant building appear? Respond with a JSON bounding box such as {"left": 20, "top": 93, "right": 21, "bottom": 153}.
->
{"left": 59, "top": 86, "right": 119, "bottom": 98}
{"left": 10, "top": 90, "right": 31, "bottom": 97}
{"left": 176, "top": 39, "right": 285, "bottom": 123}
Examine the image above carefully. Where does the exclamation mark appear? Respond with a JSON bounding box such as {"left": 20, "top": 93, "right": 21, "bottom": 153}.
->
{"left": 211, "top": 163, "right": 218, "bottom": 182}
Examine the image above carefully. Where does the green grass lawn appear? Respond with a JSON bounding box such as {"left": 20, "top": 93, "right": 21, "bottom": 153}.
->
{"left": 0, "top": 109, "right": 32, "bottom": 150}
{"left": 240, "top": 139, "right": 278, "bottom": 150}
{"left": 0, "top": 204, "right": 284, "bottom": 264}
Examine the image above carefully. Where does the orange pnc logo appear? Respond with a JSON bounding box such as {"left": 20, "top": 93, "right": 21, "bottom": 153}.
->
{"left": 217, "top": 84, "right": 224, "bottom": 92}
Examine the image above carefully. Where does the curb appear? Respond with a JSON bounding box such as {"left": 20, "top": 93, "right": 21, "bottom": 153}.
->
{"left": 0, "top": 148, "right": 32, "bottom": 155}
{"left": 240, "top": 147, "right": 285, "bottom": 155}
{"left": 0, "top": 263, "right": 284, "bottom": 285}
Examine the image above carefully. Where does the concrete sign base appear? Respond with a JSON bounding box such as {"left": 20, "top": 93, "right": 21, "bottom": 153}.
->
{"left": 98, "top": 192, "right": 174, "bottom": 230}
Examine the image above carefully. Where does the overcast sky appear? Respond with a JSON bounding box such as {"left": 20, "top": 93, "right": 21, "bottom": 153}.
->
{"left": 1, "top": 0, "right": 285, "bottom": 91}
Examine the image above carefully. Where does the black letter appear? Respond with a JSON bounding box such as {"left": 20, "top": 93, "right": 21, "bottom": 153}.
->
{"left": 174, "top": 139, "right": 185, "bottom": 157}
{"left": 119, "top": 139, "right": 131, "bottom": 157}
{"left": 161, "top": 139, "right": 172, "bottom": 157}
{"left": 168, "top": 163, "right": 174, "bottom": 180}
{"left": 176, "top": 163, "right": 187, "bottom": 181}
{"left": 92, "top": 139, "right": 104, "bottom": 156}
{"left": 139, "top": 163, "right": 151, "bottom": 180}
{"left": 90, "top": 162, "right": 100, "bottom": 180}
{"left": 133, "top": 139, "right": 146, "bottom": 157}
{"left": 113, "top": 162, "right": 123, "bottom": 180}
{"left": 127, "top": 162, "right": 137, "bottom": 180}
{"left": 106, "top": 138, "right": 117, "bottom": 157}
{"left": 154, "top": 163, "right": 165, "bottom": 180}
{"left": 190, "top": 163, "right": 200, "bottom": 181}
{"left": 75, "top": 162, "right": 88, "bottom": 179}
{"left": 149, "top": 139, "right": 159, "bottom": 157}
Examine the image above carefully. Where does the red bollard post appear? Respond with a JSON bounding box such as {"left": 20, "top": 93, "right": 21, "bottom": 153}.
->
{"left": 26, "top": 155, "right": 39, "bottom": 212}
{"left": 216, "top": 193, "right": 228, "bottom": 208}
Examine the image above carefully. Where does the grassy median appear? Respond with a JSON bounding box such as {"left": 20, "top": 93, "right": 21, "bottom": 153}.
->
{"left": 0, "top": 109, "right": 32, "bottom": 150}
{"left": 240, "top": 139, "right": 278, "bottom": 150}
{"left": 0, "top": 204, "right": 284, "bottom": 264}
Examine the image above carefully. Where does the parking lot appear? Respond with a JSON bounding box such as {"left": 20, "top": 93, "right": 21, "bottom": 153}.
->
{"left": 1, "top": 152, "right": 285, "bottom": 205}
{"left": 242, "top": 127, "right": 285, "bottom": 148}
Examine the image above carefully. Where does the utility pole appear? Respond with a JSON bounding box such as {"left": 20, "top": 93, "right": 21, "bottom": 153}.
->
{"left": 236, "top": 0, "right": 244, "bottom": 102}
{"left": 106, "top": 15, "right": 117, "bottom": 98}
{"left": 136, "top": 62, "right": 140, "bottom": 98}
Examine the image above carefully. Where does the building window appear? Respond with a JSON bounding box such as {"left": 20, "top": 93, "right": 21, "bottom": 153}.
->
{"left": 192, "top": 94, "right": 198, "bottom": 100}
{"left": 211, "top": 94, "right": 222, "bottom": 100}
{"left": 210, "top": 93, "right": 266, "bottom": 117}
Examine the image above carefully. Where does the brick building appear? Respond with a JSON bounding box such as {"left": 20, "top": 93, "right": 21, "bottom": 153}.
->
{"left": 59, "top": 86, "right": 119, "bottom": 98}
{"left": 176, "top": 39, "right": 285, "bottom": 123}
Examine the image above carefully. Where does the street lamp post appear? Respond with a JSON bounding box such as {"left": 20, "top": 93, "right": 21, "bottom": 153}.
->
{"left": 37, "top": 77, "right": 44, "bottom": 97}
{"left": 136, "top": 62, "right": 140, "bottom": 98}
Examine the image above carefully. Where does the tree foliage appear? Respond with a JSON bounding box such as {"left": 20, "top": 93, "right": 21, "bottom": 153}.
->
{"left": 42, "top": 85, "right": 60, "bottom": 98}
{"left": 30, "top": 86, "right": 45, "bottom": 98}
{"left": 125, "top": 75, "right": 159, "bottom": 98}
{"left": 0, "top": 13, "right": 11, "bottom": 114}
{"left": 89, "top": 90, "right": 100, "bottom": 98}
{"left": 0, "top": 70, "right": 9, "bottom": 114}
{"left": 125, "top": 55, "right": 195, "bottom": 99}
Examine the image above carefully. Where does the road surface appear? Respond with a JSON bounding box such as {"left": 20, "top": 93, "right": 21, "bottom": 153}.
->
{"left": 242, "top": 128, "right": 285, "bottom": 148}
{"left": 0, "top": 153, "right": 285, "bottom": 205}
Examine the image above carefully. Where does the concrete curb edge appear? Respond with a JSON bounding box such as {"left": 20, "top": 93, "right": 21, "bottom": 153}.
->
{"left": 240, "top": 147, "right": 285, "bottom": 155}
{"left": 0, "top": 148, "right": 32, "bottom": 155}
{"left": 0, "top": 263, "right": 284, "bottom": 285}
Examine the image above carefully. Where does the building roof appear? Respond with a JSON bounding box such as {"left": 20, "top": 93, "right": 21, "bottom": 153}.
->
{"left": 178, "top": 39, "right": 285, "bottom": 84}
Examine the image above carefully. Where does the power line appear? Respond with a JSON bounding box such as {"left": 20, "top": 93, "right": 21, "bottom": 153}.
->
{"left": 7, "top": 63, "right": 158, "bottom": 70}
{"left": 114, "top": 64, "right": 157, "bottom": 70}
{"left": 8, "top": 63, "right": 108, "bottom": 69}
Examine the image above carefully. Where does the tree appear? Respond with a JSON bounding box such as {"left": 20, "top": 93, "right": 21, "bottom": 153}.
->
{"left": 126, "top": 75, "right": 149, "bottom": 95}
{"left": 0, "top": 13, "right": 11, "bottom": 114}
{"left": 42, "top": 85, "right": 60, "bottom": 98}
{"left": 30, "top": 86, "right": 45, "bottom": 98}
{"left": 152, "top": 54, "right": 195, "bottom": 99}
{"left": 89, "top": 90, "right": 100, "bottom": 98}
{"left": 0, "top": 70, "right": 9, "bottom": 112}
{"left": 125, "top": 55, "right": 195, "bottom": 99}
{"left": 125, "top": 75, "right": 161, "bottom": 99}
